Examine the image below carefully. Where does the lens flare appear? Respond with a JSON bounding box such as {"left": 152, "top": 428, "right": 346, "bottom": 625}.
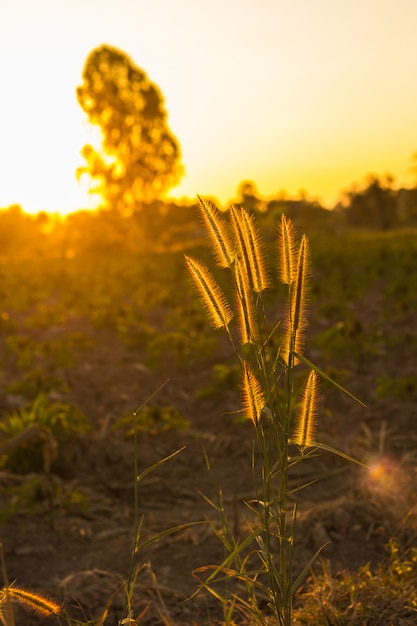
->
{"left": 364, "top": 455, "right": 405, "bottom": 499}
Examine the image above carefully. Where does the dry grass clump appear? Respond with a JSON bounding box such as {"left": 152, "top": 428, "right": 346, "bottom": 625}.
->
{"left": 293, "top": 541, "right": 417, "bottom": 625}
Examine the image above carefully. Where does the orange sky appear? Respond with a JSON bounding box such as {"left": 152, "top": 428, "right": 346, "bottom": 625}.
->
{"left": 1, "top": 0, "right": 417, "bottom": 215}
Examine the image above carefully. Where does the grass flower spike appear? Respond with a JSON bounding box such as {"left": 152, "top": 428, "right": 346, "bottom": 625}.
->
{"left": 0, "top": 586, "right": 62, "bottom": 618}
{"left": 282, "top": 233, "right": 311, "bottom": 363}
{"left": 185, "top": 255, "right": 233, "bottom": 329}
{"left": 241, "top": 362, "right": 265, "bottom": 426}
{"left": 278, "top": 214, "right": 297, "bottom": 285}
{"left": 234, "top": 259, "right": 259, "bottom": 344}
{"left": 292, "top": 234, "right": 310, "bottom": 336}
{"left": 230, "top": 205, "right": 270, "bottom": 292}
{"left": 293, "top": 370, "right": 319, "bottom": 448}
{"left": 197, "top": 196, "right": 234, "bottom": 268}
{"left": 240, "top": 208, "right": 270, "bottom": 292}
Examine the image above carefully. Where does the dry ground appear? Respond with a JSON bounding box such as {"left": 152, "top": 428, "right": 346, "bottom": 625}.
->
{"left": 1, "top": 276, "right": 417, "bottom": 625}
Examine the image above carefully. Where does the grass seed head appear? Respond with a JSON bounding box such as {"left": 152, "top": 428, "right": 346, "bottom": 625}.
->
{"left": 2, "top": 586, "right": 62, "bottom": 617}
{"left": 282, "top": 234, "right": 311, "bottom": 363}
{"left": 240, "top": 209, "right": 270, "bottom": 292}
{"left": 292, "top": 234, "right": 310, "bottom": 335}
{"left": 278, "top": 214, "right": 297, "bottom": 285}
{"left": 229, "top": 205, "right": 270, "bottom": 292}
{"left": 241, "top": 362, "right": 265, "bottom": 426}
{"left": 293, "top": 370, "right": 319, "bottom": 448}
{"left": 185, "top": 255, "right": 234, "bottom": 329}
{"left": 198, "top": 196, "right": 234, "bottom": 268}
{"left": 234, "top": 260, "right": 259, "bottom": 344}
{"left": 229, "top": 204, "right": 251, "bottom": 269}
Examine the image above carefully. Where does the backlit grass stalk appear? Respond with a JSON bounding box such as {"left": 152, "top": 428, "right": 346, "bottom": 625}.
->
{"left": 185, "top": 256, "right": 234, "bottom": 330}
{"left": 282, "top": 233, "right": 310, "bottom": 365}
{"left": 234, "top": 260, "right": 259, "bottom": 345}
{"left": 241, "top": 362, "right": 265, "bottom": 426}
{"left": 230, "top": 205, "right": 270, "bottom": 293}
{"left": 188, "top": 199, "right": 365, "bottom": 625}
{"left": 293, "top": 370, "right": 319, "bottom": 449}
{"left": 197, "top": 196, "right": 234, "bottom": 268}
{"left": 186, "top": 201, "right": 321, "bottom": 625}
{"left": 278, "top": 214, "right": 296, "bottom": 285}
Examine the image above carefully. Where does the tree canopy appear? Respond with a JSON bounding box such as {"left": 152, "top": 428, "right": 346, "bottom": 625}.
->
{"left": 342, "top": 174, "right": 397, "bottom": 230}
{"left": 76, "top": 44, "right": 183, "bottom": 213}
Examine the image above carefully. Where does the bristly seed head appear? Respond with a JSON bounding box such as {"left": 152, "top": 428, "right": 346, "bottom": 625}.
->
{"left": 293, "top": 370, "right": 319, "bottom": 448}
{"left": 292, "top": 234, "right": 310, "bottom": 334}
{"left": 229, "top": 205, "right": 270, "bottom": 292}
{"left": 240, "top": 209, "right": 270, "bottom": 292}
{"left": 197, "top": 196, "right": 234, "bottom": 268}
{"left": 185, "top": 255, "right": 234, "bottom": 329}
{"left": 241, "top": 362, "right": 265, "bottom": 426}
{"left": 1, "top": 586, "right": 62, "bottom": 617}
{"left": 229, "top": 204, "right": 251, "bottom": 269}
{"left": 278, "top": 214, "right": 297, "bottom": 285}
{"left": 234, "top": 259, "right": 259, "bottom": 344}
{"left": 281, "top": 234, "right": 310, "bottom": 364}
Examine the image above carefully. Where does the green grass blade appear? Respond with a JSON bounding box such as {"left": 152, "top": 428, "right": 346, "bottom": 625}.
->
{"left": 310, "top": 441, "right": 369, "bottom": 469}
{"left": 292, "top": 351, "right": 367, "bottom": 407}
{"left": 137, "top": 446, "right": 186, "bottom": 483}
{"left": 291, "top": 542, "right": 330, "bottom": 595}
{"left": 137, "top": 520, "right": 206, "bottom": 552}
{"left": 198, "top": 525, "right": 265, "bottom": 586}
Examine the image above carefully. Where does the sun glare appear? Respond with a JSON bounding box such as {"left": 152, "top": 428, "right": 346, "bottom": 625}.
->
{"left": 363, "top": 455, "right": 409, "bottom": 501}
{"left": 0, "top": 115, "right": 97, "bottom": 217}
{"left": 0, "top": 48, "right": 102, "bottom": 218}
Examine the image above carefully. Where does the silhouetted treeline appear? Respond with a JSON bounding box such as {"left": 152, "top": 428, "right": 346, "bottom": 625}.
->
{"left": 234, "top": 175, "right": 417, "bottom": 233}
{"left": 238, "top": 175, "right": 417, "bottom": 232}
{"left": 1, "top": 177, "right": 417, "bottom": 259}
{"left": 336, "top": 175, "right": 417, "bottom": 230}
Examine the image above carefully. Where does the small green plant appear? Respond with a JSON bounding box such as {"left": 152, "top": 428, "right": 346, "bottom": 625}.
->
{"left": 196, "top": 361, "right": 241, "bottom": 400}
{"left": 146, "top": 327, "right": 216, "bottom": 369}
{"left": 186, "top": 198, "right": 364, "bottom": 625}
{"left": 5, "top": 366, "right": 69, "bottom": 398}
{"left": 0, "top": 393, "right": 90, "bottom": 473}
{"left": 114, "top": 404, "right": 190, "bottom": 436}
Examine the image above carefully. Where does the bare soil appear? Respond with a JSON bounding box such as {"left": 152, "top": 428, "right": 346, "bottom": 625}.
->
{"left": 1, "top": 293, "right": 417, "bottom": 625}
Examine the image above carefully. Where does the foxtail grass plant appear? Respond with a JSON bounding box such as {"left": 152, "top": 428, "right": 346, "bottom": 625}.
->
{"left": 186, "top": 198, "right": 365, "bottom": 625}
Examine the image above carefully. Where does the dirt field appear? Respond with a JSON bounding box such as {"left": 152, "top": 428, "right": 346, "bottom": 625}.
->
{"left": 1, "top": 234, "right": 417, "bottom": 625}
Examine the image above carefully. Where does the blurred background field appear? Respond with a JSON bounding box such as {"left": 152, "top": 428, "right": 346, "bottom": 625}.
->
{"left": 0, "top": 202, "right": 417, "bottom": 623}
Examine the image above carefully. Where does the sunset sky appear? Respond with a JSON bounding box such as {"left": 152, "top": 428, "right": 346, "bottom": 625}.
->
{"left": 1, "top": 0, "right": 417, "bottom": 215}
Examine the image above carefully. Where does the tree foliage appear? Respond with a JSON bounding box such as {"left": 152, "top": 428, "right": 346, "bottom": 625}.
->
{"left": 76, "top": 44, "right": 183, "bottom": 213}
{"left": 236, "top": 180, "right": 262, "bottom": 212}
{"left": 342, "top": 174, "right": 397, "bottom": 230}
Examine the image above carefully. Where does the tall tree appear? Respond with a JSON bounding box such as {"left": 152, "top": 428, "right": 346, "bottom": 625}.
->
{"left": 76, "top": 45, "right": 183, "bottom": 213}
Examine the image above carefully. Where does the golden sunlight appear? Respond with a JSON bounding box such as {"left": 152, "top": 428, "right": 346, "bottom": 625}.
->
{"left": 0, "top": 47, "right": 101, "bottom": 217}
{"left": 364, "top": 455, "right": 408, "bottom": 501}
{"left": 0, "top": 108, "right": 101, "bottom": 217}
